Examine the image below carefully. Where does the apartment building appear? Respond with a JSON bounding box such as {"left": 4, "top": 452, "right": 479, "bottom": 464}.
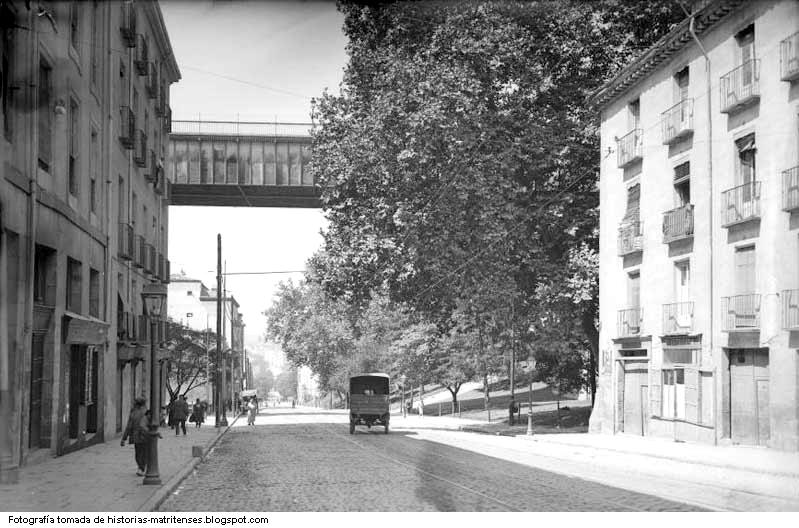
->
{"left": 590, "top": 0, "right": 799, "bottom": 451}
{"left": 0, "top": 1, "right": 179, "bottom": 481}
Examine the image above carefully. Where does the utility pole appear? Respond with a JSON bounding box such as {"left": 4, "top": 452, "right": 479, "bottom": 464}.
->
{"left": 215, "top": 234, "right": 227, "bottom": 427}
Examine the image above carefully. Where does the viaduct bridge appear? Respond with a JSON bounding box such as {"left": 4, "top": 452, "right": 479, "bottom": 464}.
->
{"left": 166, "top": 120, "right": 320, "bottom": 208}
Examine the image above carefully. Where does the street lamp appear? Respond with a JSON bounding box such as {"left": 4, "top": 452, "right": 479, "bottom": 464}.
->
{"left": 399, "top": 375, "right": 407, "bottom": 418}
{"left": 141, "top": 283, "right": 167, "bottom": 485}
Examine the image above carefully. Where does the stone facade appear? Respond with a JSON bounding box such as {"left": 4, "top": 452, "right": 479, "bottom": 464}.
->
{"left": 590, "top": 0, "right": 799, "bottom": 450}
{"left": 0, "top": 1, "right": 179, "bottom": 481}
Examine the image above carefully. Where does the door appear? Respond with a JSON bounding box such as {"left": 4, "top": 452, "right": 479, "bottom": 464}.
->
{"left": 29, "top": 335, "right": 45, "bottom": 448}
{"left": 730, "top": 348, "right": 770, "bottom": 445}
{"left": 623, "top": 362, "right": 648, "bottom": 435}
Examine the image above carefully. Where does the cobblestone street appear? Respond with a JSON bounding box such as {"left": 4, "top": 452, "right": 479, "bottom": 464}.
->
{"left": 158, "top": 408, "right": 705, "bottom": 512}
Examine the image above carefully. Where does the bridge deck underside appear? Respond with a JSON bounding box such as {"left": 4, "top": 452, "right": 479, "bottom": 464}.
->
{"left": 170, "top": 183, "right": 320, "bottom": 208}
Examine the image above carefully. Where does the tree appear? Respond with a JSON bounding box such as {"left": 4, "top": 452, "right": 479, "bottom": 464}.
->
{"left": 163, "top": 320, "right": 217, "bottom": 400}
{"left": 275, "top": 368, "right": 298, "bottom": 400}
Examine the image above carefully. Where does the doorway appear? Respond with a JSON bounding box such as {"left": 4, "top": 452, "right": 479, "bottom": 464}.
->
{"left": 729, "top": 348, "right": 769, "bottom": 445}
{"left": 622, "top": 360, "right": 648, "bottom": 435}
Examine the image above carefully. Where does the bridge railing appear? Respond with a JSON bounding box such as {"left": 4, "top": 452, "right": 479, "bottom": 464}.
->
{"left": 171, "top": 120, "right": 314, "bottom": 137}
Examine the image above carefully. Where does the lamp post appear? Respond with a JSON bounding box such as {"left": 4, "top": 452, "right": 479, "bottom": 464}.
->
{"left": 400, "top": 375, "right": 407, "bottom": 418}
{"left": 141, "top": 283, "right": 167, "bottom": 485}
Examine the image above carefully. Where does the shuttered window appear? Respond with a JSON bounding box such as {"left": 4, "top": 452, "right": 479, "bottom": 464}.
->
{"left": 38, "top": 61, "right": 52, "bottom": 171}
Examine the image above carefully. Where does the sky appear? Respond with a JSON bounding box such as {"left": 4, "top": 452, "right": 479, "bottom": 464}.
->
{"left": 160, "top": 1, "right": 348, "bottom": 359}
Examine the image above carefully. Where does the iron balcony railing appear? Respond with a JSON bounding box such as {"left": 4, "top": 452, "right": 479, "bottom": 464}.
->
{"left": 663, "top": 302, "right": 694, "bottom": 335}
{"left": 120, "top": 2, "right": 137, "bottom": 48}
{"left": 618, "top": 308, "right": 643, "bottom": 337}
{"left": 134, "top": 130, "right": 147, "bottom": 167}
{"left": 720, "top": 59, "right": 760, "bottom": 113}
{"left": 662, "top": 204, "right": 694, "bottom": 243}
{"left": 616, "top": 129, "right": 642, "bottom": 168}
{"left": 118, "top": 223, "right": 133, "bottom": 260}
{"left": 780, "top": 31, "right": 799, "bottom": 82}
{"left": 133, "top": 235, "right": 146, "bottom": 268}
{"left": 134, "top": 34, "right": 148, "bottom": 75}
{"left": 721, "top": 294, "right": 761, "bottom": 331}
{"left": 146, "top": 62, "right": 159, "bottom": 99}
{"left": 618, "top": 221, "right": 643, "bottom": 256}
{"left": 170, "top": 120, "right": 315, "bottom": 138}
{"left": 721, "top": 181, "right": 760, "bottom": 227}
{"left": 119, "top": 106, "right": 135, "bottom": 149}
{"left": 661, "top": 99, "right": 694, "bottom": 144}
{"left": 145, "top": 150, "right": 157, "bottom": 184}
{"left": 117, "top": 311, "right": 132, "bottom": 340}
{"left": 783, "top": 166, "right": 799, "bottom": 212}
{"left": 782, "top": 289, "right": 799, "bottom": 330}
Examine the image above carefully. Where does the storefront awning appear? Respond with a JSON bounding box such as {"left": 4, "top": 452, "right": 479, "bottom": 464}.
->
{"left": 63, "top": 312, "right": 109, "bottom": 345}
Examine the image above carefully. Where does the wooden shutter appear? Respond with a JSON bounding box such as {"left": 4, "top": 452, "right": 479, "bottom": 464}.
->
{"left": 684, "top": 367, "right": 699, "bottom": 423}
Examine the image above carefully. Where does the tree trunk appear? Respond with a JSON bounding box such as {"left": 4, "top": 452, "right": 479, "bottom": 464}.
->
{"left": 419, "top": 384, "right": 424, "bottom": 417}
{"left": 582, "top": 304, "right": 599, "bottom": 407}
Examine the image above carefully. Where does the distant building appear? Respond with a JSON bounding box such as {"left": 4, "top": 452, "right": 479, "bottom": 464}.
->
{"left": 590, "top": 0, "right": 798, "bottom": 450}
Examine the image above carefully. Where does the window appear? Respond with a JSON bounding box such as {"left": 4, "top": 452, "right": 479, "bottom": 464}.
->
{"left": 119, "top": 59, "right": 127, "bottom": 106}
{"left": 90, "top": 128, "right": 98, "bottom": 214}
{"left": 735, "top": 245, "right": 756, "bottom": 295}
{"left": 675, "top": 260, "right": 690, "bottom": 303}
{"left": 131, "top": 192, "right": 137, "bottom": 228}
{"left": 66, "top": 258, "right": 82, "bottom": 314}
{"left": 90, "top": 1, "right": 99, "bottom": 88}
{"left": 38, "top": 60, "right": 52, "bottom": 171}
{"left": 736, "top": 134, "right": 756, "bottom": 187}
{"left": 628, "top": 98, "right": 640, "bottom": 130}
{"left": 187, "top": 290, "right": 193, "bottom": 297}
{"left": 118, "top": 175, "right": 125, "bottom": 223}
{"left": 736, "top": 24, "right": 755, "bottom": 86}
{"left": 628, "top": 271, "right": 640, "bottom": 309}
{"left": 69, "top": 99, "right": 79, "bottom": 197}
{"left": 69, "top": 2, "right": 80, "bottom": 54}
{"left": 674, "top": 162, "right": 690, "bottom": 206}
{"left": 675, "top": 67, "right": 689, "bottom": 103}
{"left": 89, "top": 268, "right": 100, "bottom": 318}
{"left": 143, "top": 205, "right": 148, "bottom": 236}
{"left": 132, "top": 87, "right": 138, "bottom": 121}
{"left": 2, "top": 23, "right": 13, "bottom": 141}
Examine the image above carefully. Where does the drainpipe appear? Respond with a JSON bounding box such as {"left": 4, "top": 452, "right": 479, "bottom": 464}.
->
{"left": 688, "top": 14, "right": 717, "bottom": 445}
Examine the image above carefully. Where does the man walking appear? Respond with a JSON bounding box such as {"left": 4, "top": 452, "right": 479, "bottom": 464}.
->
{"left": 172, "top": 395, "right": 189, "bottom": 435}
{"left": 121, "top": 397, "right": 149, "bottom": 476}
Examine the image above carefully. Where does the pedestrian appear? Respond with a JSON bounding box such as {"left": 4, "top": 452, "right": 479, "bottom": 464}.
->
{"left": 166, "top": 397, "right": 176, "bottom": 428}
{"left": 192, "top": 398, "right": 205, "bottom": 428}
{"left": 247, "top": 397, "right": 257, "bottom": 426}
{"left": 172, "top": 395, "right": 189, "bottom": 435}
{"left": 121, "top": 397, "right": 148, "bottom": 476}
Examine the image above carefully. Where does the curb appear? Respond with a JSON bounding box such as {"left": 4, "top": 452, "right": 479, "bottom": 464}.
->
{"left": 459, "top": 426, "right": 516, "bottom": 437}
{"left": 138, "top": 413, "right": 241, "bottom": 512}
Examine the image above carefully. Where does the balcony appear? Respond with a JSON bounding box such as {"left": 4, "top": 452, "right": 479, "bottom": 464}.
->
{"left": 720, "top": 59, "right": 760, "bottom": 113}
{"left": 721, "top": 182, "right": 760, "bottom": 227}
{"left": 617, "top": 308, "right": 643, "bottom": 337}
{"left": 616, "top": 129, "right": 642, "bottom": 168}
{"left": 119, "top": 106, "right": 135, "bottom": 149}
{"left": 118, "top": 223, "right": 133, "bottom": 260}
{"left": 780, "top": 31, "right": 799, "bottom": 82}
{"left": 120, "top": 2, "right": 137, "bottom": 48}
{"left": 134, "top": 35, "right": 148, "bottom": 75}
{"left": 783, "top": 290, "right": 799, "bottom": 330}
{"left": 661, "top": 99, "right": 694, "bottom": 144}
{"left": 721, "top": 294, "right": 761, "bottom": 331}
{"left": 663, "top": 302, "right": 694, "bottom": 335}
{"left": 783, "top": 166, "right": 799, "bottom": 212}
{"left": 134, "top": 130, "right": 147, "bottom": 167}
{"left": 146, "top": 62, "right": 159, "bottom": 99}
{"left": 618, "top": 221, "right": 643, "bottom": 256}
{"left": 133, "top": 235, "right": 146, "bottom": 268}
{"left": 662, "top": 204, "right": 693, "bottom": 243}
{"left": 145, "top": 150, "right": 157, "bottom": 184}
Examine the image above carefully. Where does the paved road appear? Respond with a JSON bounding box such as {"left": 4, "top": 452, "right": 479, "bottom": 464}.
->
{"left": 158, "top": 408, "right": 705, "bottom": 512}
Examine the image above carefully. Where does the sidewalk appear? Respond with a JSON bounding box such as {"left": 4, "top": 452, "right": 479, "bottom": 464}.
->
{"left": 0, "top": 413, "right": 239, "bottom": 512}
{"left": 394, "top": 414, "right": 799, "bottom": 511}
